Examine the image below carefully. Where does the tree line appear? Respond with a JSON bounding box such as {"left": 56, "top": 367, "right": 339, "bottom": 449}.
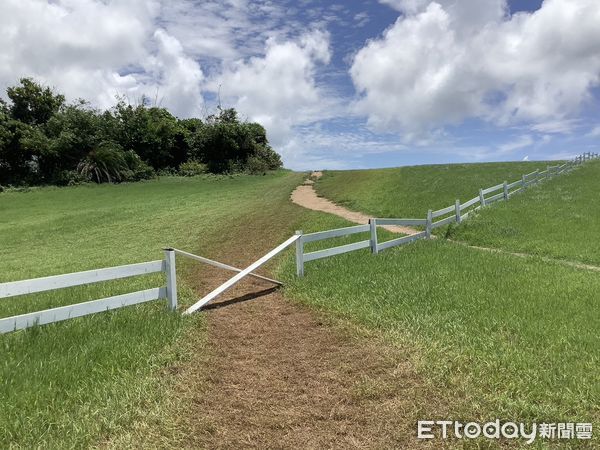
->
{"left": 0, "top": 78, "right": 282, "bottom": 187}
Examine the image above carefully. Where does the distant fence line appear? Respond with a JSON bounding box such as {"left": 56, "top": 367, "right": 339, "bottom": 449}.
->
{"left": 1, "top": 152, "right": 597, "bottom": 332}
{"left": 295, "top": 152, "right": 599, "bottom": 276}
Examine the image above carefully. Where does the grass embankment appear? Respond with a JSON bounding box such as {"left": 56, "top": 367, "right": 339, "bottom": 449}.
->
{"left": 281, "top": 160, "right": 600, "bottom": 444}
{"left": 451, "top": 160, "right": 600, "bottom": 265}
{"left": 316, "top": 161, "right": 553, "bottom": 218}
{"left": 0, "top": 171, "right": 305, "bottom": 448}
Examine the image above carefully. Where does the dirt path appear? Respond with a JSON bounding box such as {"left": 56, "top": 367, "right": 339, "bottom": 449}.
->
{"left": 291, "top": 172, "right": 419, "bottom": 236}
{"left": 150, "top": 259, "right": 438, "bottom": 449}
{"left": 175, "top": 276, "right": 433, "bottom": 449}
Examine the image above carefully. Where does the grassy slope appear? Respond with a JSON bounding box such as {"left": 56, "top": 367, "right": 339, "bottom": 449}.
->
{"left": 0, "top": 171, "right": 305, "bottom": 448}
{"left": 280, "top": 161, "right": 600, "bottom": 441}
{"left": 451, "top": 160, "right": 600, "bottom": 265}
{"left": 316, "top": 161, "right": 553, "bottom": 218}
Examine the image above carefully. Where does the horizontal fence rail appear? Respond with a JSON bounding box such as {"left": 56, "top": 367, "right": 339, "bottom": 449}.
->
{"left": 431, "top": 204, "right": 456, "bottom": 219}
{"left": 0, "top": 288, "right": 166, "bottom": 334}
{"left": 0, "top": 261, "right": 165, "bottom": 299}
{"left": 296, "top": 224, "right": 371, "bottom": 277}
{"left": 376, "top": 231, "right": 427, "bottom": 252}
{"left": 481, "top": 183, "right": 504, "bottom": 195}
{"left": 304, "top": 240, "right": 371, "bottom": 262}
{"left": 374, "top": 218, "right": 427, "bottom": 227}
{"left": 0, "top": 251, "right": 177, "bottom": 334}
{"left": 302, "top": 224, "right": 370, "bottom": 243}
{"left": 461, "top": 196, "right": 480, "bottom": 210}
{"left": 172, "top": 248, "right": 282, "bottom": 286}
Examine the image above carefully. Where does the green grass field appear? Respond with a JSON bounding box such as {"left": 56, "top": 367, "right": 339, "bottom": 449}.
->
{"left": 316, "top": 161, "right": 554, "bottom": 218}
{"left": 0, "top": 171, "right": 306, "bottom": 448}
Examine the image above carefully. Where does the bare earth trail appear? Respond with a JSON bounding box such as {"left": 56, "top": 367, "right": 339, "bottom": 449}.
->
{"left": 291, "top": 172, "right": 419, "bottom": 236}
{"left": 177, "top": 274, "right": 433, "bottom": 449}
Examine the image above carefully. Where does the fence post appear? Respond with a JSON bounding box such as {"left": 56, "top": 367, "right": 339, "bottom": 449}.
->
{"left": 369, "top": 219, "right": 379, "bottom": 254}
{"left": 295, "top": 230, "right": 304, "bottom": 277}
{"left": 479, "top": 188, "right": 486, "bottom": 207}
{"left": 455, "top": 199, "right": 461, "bottom": 224}
{"left": 521, "top": 174, "right": 527, "bottom": 188}
{"left": 164, "top": 248, "right": 178, "bottom": 311}
{"left": 426, "top": 209, "right": 433, "bottom": 239}
{"left": 503, "top": 181, "right": 508, "bottom": 200}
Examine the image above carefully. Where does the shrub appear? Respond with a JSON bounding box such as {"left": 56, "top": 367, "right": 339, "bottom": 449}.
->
{"left": 253, "top": 144, "right": 282, "bottom": 170}
{"left": 178, "top": 160, "right": 207, "bottom": 177}
{"left": 77, "top": 144, "right": 128, "bottom": 183}
{"left": 55, "top": 170, "right": 91, "bottom": 186}
{"left": 157, "top": 167, "right": 177, "bottom": 177}
{"left": 246, "top": 156, "right": 270, "bottom": 175}
{"left": 0, "top": 79, "right": 284, "bottom": 186}
{"left": 123, "top": 150, "right": 155, "bottom": 181}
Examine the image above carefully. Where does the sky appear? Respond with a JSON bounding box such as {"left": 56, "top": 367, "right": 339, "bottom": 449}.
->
{"left": 1, "top": 0, "right": 599, "bottom": 170}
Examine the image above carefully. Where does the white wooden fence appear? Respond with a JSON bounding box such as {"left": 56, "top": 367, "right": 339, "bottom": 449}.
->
{"left": 0, "top": 249, "right": 178, "bottom": 334}
{"left": 295, "top": 152, "right": 598, "bottom": 276}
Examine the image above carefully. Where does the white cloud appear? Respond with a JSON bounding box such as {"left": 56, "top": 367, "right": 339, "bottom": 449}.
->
{"left": 354, "top": 12, "right": 370, "bottom": 27}
{"left": 587, "top": 125, "right": 600, "bottom": 137}
{"left": 353, "top": 0, "right": 600, "bottom": 139}
{"left": 213, "top": 30, "right": 337, "bottom": 148}
{"left": 157, "top": 0, "right": 308, "bottom": 64}
{"left": 143, "top": 29, "right": 204, "bottom": 115}
{"left": 530, "top": 119, "right": 578, "bottom": 134}
{"left": 497, "top": 135, "right": 534, "bottom": 154}
{"left": 0, "top": 0, "right": 342, "bottom": 165}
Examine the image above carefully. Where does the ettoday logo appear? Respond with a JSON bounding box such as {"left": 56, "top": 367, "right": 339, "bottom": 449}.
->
{"left": 417, "top": 420, "right": 593, "bottom": 444}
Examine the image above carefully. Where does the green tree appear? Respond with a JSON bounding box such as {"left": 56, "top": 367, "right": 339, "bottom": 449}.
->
{"left": 110, "top": 102, "right": 188, "bottom": 170}
{"left": 6, "top": 78, "right": 65, "bottom": 125}
{"left": 0, "top": 112, "right": 39, "bottom": 185}
{"left": 187, "top": 109, "right": 282, "bottom": 173}
{"left": 37, "top": 101, "right": 105, "bottom": 181}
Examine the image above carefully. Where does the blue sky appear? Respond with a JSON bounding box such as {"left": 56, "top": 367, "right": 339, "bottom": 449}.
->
{"left": 1, "top": 0, "right": 599, "bottom": 169}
